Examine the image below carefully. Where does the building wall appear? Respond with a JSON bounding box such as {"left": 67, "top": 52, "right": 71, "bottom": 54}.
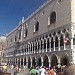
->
{"left": 0, "top": 36, "right": 6, "bottom": 64}
{"left": 6, "top": 0, "right": 71, "bottom": 47}
{"left": 24, "top": 0, "right": 71, "bottom": 40}
{"left": 71, "top": 0, "right": 75, "bottom": 24}
{"left": 4, "top": 0, "right": 75, "bottom": 67}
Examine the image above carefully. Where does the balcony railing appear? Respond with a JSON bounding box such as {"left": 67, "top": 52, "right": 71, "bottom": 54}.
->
{"left": 4, "top": 45, "right": 72, "bottom": 57}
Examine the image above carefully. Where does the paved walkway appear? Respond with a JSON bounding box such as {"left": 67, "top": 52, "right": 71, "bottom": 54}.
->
{"left": 17, "top": 68, "right": 30, "bottom": 75}
{"left": 7, "top": 66, "right": 30, "bottom": 75}
{"left": 7, "top": 66, "right": 15, "bottom": 75}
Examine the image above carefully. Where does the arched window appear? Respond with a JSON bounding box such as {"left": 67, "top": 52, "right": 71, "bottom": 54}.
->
{"left": 50, "top": 11, "right": 56, "bottom": 24}
{"left": 34, "top": 21, "right": 39, "bottom": 32}
{"left": 18, "top": 29, "right": 21, "bottom": 40}
{"left": 24, "top": 28, "right": 28, "bottom": 37}
{"left": 36, "top": 21, "right": 39, "bottom": 31}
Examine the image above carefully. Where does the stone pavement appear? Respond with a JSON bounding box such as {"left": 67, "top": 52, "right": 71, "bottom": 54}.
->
{"left": 17, "top": 68, "right": 30, "bottom": 75}
{"left": 17, "top": 69, "right": 30, "bottom": 75}
{"left": 7, "top": 66, "right": 30, "bottom": 75}
{"left": 7, "top": 66, "right": 15, "bottom": 75}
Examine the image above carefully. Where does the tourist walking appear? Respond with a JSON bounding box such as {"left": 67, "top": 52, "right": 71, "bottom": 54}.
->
{"left": 40, "top": 66, "right": 46, "bottom": 75}
{"left": 48, "top": 67, "right": 55, "bottom": 75}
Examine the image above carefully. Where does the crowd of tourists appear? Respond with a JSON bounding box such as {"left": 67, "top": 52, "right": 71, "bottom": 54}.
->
{"left": 29, "top": 65, "right": 75, "bottom": 75}
{"left": 1, "top": 64, "right": 75, "bottom": 75}
{"left": 29, "top": 65, "right": 66, "bottom": 75}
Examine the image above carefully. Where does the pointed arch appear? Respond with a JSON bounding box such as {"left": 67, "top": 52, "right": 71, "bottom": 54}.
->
{"left": 50, "top": 11, "right": 56, "bottom": 24}
{"left": 43, "top": 54, "right": 49, "bottom": 67}
{"left": 51, "top": 54, "right": 58, "bottom": 67}
{"left": 18, "top": 58, "right": 20, "bottom": 68}
{"left": 61, "top": 53, "right": 69, "bottom": 66}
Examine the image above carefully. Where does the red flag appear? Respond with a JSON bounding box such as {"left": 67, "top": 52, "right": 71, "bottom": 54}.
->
{"left": 64, "top": 38, "right": 68, "bottom": 44}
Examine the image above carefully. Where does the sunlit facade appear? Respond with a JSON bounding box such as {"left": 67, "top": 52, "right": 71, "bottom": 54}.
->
{"left": 3, "top": 0, "right": 75, "bottom": 68}
{"left": 0, "top": 36, "right": 6, "bottom": 64}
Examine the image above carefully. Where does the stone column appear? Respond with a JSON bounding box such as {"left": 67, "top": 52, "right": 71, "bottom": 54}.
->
{"left": 31, "top": 58, "right": 32, "bottom": 67}
{"left": 40, "top": 40, "right": 42, "bottom": 53}
{"left": 49, "top": 38, "right": 51, "bottom": 52}
{"left": 63, "top": 35, "right": 66, "bottom": 50}
{"left": 37, "top": 41, "right": 38, "bottom": 53}
{"left": 11, "top": 59, "right": 12, "bottom": 65}
{"left": 20, "top": 58, "right": 21, "bottom": 68}
{"left": 17, "top": 58, "right": 18, "bottom": 65}
{"left": 26, "top": 57, "right": 28, "bottom": 68}
{"left": 26, "top": 44, "right": 27, "bottom": 54}
{"left": 15, "top": 58, "right": 16, "bottom": 65}
{"left": 42, "top": 39, "right": 44, "bottom": 52}
{"left": 58, "top": 37, "right": 60, "bottom": 51}
{"left": 15, "top": 58, "right": 17, "bottom": 65}
{"left": 34, "top": 41, "right": 35, "bottom": 53}
{"left": 28, "top": 43, "right": 29, "bottom": 54}
{"left": 70, "top": 26, "right": 74, "bottom": 64}
{"left": 58, "top": 56, "right": 61, "bottom": 68}
{"left": 46, "top": 38, "right": 47, "bottom": 52}
{"left": 30, "top": 43, "right": 31, "bottom": 54}
{"left": 38, "top": 40, "right": 39, "bottom": 53}
{"left": 35, "top": 56, "right": 37, "bottom": 66}
{"left": 41, "top": 57, "right": 43, "bottom": 66}
{"left": 53, "top": 37, "right": 55, "bottom": 51}
{"left": 71, "top": 37, "right": 75, "bottom": 64}
{"left": 23, "top": 58, "right": 24, "bottom": 67}
{"left": 49, "top": 59, "right": 51, "bottom": 67}
{"left": 38, "top": 40, "right": 40, "bottom": 53}
{"left": 71, "top": 37, "right": 73, "bottom": 49}
{"left": 23, "top": 44, "right": 25, "bottom": 55}
{"left": 32, "top": 42, "right": 33, "bottom": 53}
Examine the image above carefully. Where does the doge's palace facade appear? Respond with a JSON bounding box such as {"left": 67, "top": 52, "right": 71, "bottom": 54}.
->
{"left": 3, "top": 0, "right": 75, "bottom": 68}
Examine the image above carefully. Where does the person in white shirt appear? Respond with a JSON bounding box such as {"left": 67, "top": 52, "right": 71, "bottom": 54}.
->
{"left": 40, "top": 66, "right": 46, "bottom": 75}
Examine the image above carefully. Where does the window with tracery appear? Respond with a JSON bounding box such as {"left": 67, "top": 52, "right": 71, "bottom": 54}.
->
{"left": 50, "top": 11, "right": 56, "bottom": 24}
{"left": 18, "top": 29, "right": 21, "bottom": 40}
{"left": 34, "top": 21, "right": 39, "bottom": 32}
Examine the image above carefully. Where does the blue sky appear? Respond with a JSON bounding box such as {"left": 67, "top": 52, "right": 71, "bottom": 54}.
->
{"left": 0, "top": 0, "right": 47, "bottom": 36}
